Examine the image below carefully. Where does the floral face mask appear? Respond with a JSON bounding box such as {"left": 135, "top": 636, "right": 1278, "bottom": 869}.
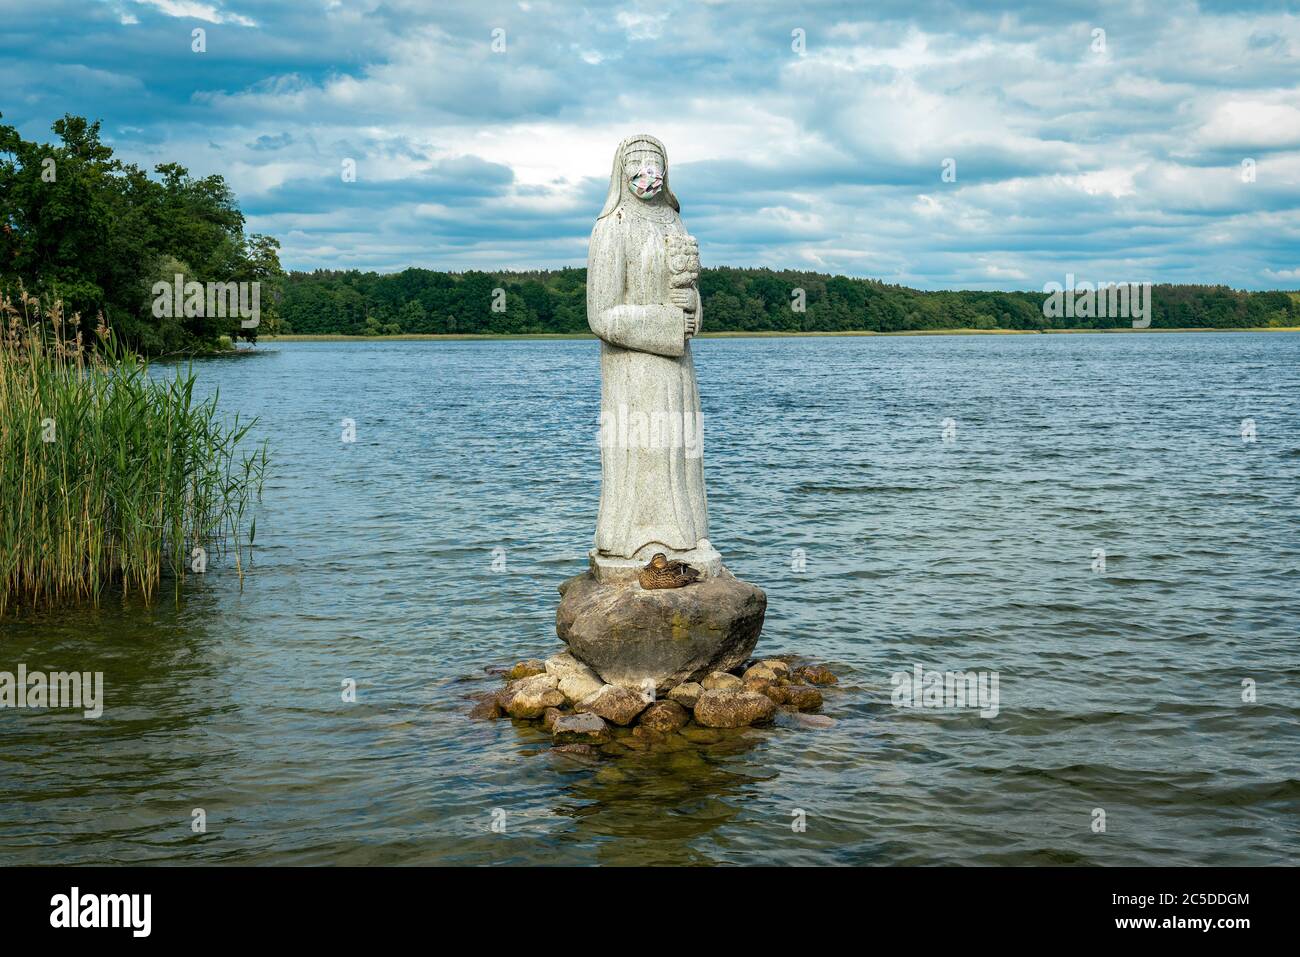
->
{"left": 628, "top": 160, "right": 664, "bottom": 199}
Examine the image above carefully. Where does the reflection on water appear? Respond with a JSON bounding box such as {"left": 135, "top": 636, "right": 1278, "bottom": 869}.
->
{"left": 2, "top": 333, "right": 1298, "bottom": 865}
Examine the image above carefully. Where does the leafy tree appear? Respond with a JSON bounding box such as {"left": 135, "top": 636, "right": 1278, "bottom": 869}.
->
{"left": 0, "top": 113, "right": 283, "bottom": 353}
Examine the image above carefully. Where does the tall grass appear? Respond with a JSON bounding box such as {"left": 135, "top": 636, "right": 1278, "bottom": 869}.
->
{"left": 0, "top": 291, "right": 267, "bottom": 615}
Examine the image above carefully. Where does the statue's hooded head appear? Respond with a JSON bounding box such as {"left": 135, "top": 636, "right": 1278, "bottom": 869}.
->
{"left": 597, "top": 134, "right": 680, "bottom": 220}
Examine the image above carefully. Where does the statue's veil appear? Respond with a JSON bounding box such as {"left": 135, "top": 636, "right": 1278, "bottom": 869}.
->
{"left": 597, "top": 133, "right": 680, "bottom": 220}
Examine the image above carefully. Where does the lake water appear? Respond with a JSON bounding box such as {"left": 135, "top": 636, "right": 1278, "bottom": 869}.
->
{"left": 2, "top": 332, "right": 1297, "bottom": 866}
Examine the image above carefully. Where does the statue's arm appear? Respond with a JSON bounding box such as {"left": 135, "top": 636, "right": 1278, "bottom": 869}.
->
{"left": 587, "top": 222, "right": 685, "bottom": 358}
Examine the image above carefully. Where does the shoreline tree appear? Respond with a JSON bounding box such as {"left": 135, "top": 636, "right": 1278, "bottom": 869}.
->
{"left": 0, "top": 113, "right": 283, "bottom": 354}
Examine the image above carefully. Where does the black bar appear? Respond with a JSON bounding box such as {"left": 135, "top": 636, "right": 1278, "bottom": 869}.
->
{"left": 0, "top": 866, "right": 1282, "bottom": 941}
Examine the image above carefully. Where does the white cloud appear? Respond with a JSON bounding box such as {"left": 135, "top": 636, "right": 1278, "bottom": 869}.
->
{"left": 616, "top": 10, "right": 668, "bottom": 40}
{"left": 1198, "top": 99, "right": 1300, "bottom": 150}
{"left": 1059, "top": 168, "right": 1139, "bottom": 199}
{"left": 13, "top": 0, "right": 1292, "bottom": 288}
{"left": 980, "top": 262, "right": 1028, "bottom": 281}
{"left": 131, "top": 0, "right": 256, "bottom": 27}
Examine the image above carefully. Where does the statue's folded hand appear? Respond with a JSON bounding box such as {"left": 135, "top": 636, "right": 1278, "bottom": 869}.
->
{"left": 670, "top": 288, "right": 699, "bottom": 337}
{"left": 670, "top": 288, "right": 696, "bottom": 314}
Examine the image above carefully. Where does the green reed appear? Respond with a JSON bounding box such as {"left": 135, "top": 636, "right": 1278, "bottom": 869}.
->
{"left": 0, "top": 291, "right": 267, "bottom": 615}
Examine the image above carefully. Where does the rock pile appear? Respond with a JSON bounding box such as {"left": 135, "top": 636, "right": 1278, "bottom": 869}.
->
{"left": 471, "top": 651, "right": 840, "bottom": 755}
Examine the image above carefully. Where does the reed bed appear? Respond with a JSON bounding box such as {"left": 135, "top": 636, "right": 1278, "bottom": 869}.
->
{"left": 0, "top": 291, "right": 267, "bottom": 615}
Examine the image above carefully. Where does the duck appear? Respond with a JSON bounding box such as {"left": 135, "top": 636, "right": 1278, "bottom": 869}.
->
{"left": 638, "top": 552, "right": 701, "bottom": 590}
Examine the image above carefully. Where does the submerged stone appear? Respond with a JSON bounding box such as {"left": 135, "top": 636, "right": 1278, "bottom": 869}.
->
{"left": 680, "top": 725, "right": 723, "bottom": 744}
{"left": 784, "top": 684, "right": 823, "bottom": 712}
{"left": 631, "top": 724, "right": 667, "bottom": 745}
{"left": 796, "top": 664, "right": 838, "bottom": 686}
{"left": 789, "top": 712, "right": 836, "bottom": 730}
{"left": 692, "top": 689, "right": 777, "bottom": 728}
{"left": 553, "top": 743, "right": 601, "bottom": 756}
{"left": 552, "top": 712, "right": 611, "bottom": 744}
{"left": 469, "top": 694, "right": 503, "bottom": 719}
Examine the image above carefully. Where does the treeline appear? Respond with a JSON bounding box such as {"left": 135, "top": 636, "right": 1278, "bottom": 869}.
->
{"left": 281, "top": 266, "right": 1300, "bottom": 336}
{"left": 0, "top": 114, "right": 283, "bottom": 354}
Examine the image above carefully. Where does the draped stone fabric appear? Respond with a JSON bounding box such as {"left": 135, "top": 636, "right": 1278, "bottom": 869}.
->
{"left": 587, "top": 135, "right": 709, "bottom": 561}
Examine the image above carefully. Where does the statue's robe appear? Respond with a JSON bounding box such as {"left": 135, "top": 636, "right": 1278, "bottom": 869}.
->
{"left": 586, "top": 204, "right": 708, "bottom": 559}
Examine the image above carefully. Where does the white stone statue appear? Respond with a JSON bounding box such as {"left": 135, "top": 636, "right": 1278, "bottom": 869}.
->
{"left": 586, "top": 134, "right": 722, "bottom": 581}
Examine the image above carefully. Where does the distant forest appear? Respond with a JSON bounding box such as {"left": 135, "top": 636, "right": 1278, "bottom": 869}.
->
{"left": 280, "top": 267, "right": 1300, "bottom": 336}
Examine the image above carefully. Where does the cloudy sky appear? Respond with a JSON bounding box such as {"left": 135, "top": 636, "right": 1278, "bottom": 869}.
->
{"left": 2, "top": 0, "right": 1298, "bottom": 289}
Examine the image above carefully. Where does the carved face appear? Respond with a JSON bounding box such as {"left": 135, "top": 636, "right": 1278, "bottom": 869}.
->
{"left": 624, "top": 145, "right": 665, "bottom": 200}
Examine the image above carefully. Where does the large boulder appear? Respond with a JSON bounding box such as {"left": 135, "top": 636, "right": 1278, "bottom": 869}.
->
{"left": 693, "top": 689, "right": 777, "bottom": 728}
{"left": 556, "top": 569, "right": 766, "bottom": 692}
{"left": 545, "top": 652, "right": 606, "bottom": 706}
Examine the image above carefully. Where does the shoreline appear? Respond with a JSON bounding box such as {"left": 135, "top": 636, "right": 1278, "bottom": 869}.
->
{"left": 261, "top": 326, "right": 1300, "bottom": 343}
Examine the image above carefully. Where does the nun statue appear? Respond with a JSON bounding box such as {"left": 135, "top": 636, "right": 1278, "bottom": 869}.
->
{"left": 555, "top": 136, "right": 766, "bottom": 690}
{"left": 586, "top": 134, "right": 723, "bottom": 581}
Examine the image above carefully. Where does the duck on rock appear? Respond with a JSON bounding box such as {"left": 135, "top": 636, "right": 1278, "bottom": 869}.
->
{"left": 638, "top": 553, "right": 701, "bottom": 590}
